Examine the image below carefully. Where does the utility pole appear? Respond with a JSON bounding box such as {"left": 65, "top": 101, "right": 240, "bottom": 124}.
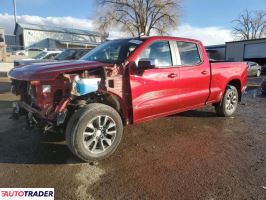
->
{"left": 13, "top": 0, "right": 17, "bottom": 50}
{"left": 13, "top": 0, "right": 17, "bottom": 24}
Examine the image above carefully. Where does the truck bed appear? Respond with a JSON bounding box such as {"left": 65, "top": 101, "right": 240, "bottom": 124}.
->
{"left": 207, "top": 62, "right": 248, "bottom": 104}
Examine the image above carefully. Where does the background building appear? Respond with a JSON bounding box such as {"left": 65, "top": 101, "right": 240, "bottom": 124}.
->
{"left": 225, "top": 38, "right": 266, "bottom": 65}
{"left": 205, "top": 44, "right": 226, "bottom": 61}
{"left": 206, "top": 38, "right": 266, "bottom": 68}
{"left": 12, "top": 22, "right": 106, "bottom": 51}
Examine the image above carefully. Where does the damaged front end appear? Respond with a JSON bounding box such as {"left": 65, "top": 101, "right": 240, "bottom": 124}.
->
{"left": 8, "top": 61, "right": 126, "bottom": 132}
{"left": 11, "top": 74, "right": 75, "bottom": 131}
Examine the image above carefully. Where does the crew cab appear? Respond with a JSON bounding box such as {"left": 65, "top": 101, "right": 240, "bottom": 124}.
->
{"left": 8, "top": 36, "right": 247, "bottom": 162}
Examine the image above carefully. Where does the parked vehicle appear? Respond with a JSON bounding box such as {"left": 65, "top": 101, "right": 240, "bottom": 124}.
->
{"left": 8, "top": 36, "right": 247, "bottom": 162}
{"left": 30, "top": 51, "right": 62, "bottom": 60}
{"left": 14, "top": 48, "right": 44, "bottom": 57}
{"left": 261, "top": 64, "right": 266, "bottom": 74}
{"left": 14, "top": 51, "right": 61, "bottom": 66}
{"left": 261, "top": 79, "right": 266, "bottom": 94}
{"left": 247, "top": 62, "right": 262, "bottom": 77}
{"left": 14, "top": 48, "right": 90, "bottom": 67}
{"left": 54, "top": 48, "right": 91, "bottom": 61}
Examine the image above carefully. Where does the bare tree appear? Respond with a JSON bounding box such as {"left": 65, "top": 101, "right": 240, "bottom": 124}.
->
{"left": 97, "top": 0, "right": 182, "bottom": 36}
{"left": 232, "top": 9, "right": 266, "bottom": 40}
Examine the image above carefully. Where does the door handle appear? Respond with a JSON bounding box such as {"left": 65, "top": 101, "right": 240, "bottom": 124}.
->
{"left": 168, "top": 73, "right": 178, "bottom": 78}
{"left": 201, "top": 70, "right": 208, "bottom": 75}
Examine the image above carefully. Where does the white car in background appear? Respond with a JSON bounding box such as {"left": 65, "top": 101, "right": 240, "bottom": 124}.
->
{"left": 21, "top": 50, "right": 62, "bottom": 61}
{"left": 14, "top": 48, "right": 44, "bottom": 57}
{"left": 14, "top": 48, "right": 90, "bottom": 67}
{"left": 14, "top": 50, "right": 62, "bottom": 67}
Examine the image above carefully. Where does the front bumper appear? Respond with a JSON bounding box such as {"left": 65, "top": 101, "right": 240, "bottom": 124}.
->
{"left": 14, "top": 98, "right": 70, "bottom": 127}
{"left": 16, "top": 101, "right": 43, "bottom": 118}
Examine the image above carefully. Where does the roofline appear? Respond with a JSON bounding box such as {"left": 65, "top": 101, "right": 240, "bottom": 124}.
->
{"left": 15, "top": 22, "right": 103, "bottom": 37}
{"left": 109, "top": 35, "right": 202, "bottom": 43}
{"left": 57, "top": 40, "right": 100, "bottom": 46}
{"left": 141, "top": 35, "right": 202, "bottom": 43}
{"left": 46, "top": 37, "right": 99, "bottom": 43}
{"left": 226, "top": 37, "right": 266, "bottom": 44}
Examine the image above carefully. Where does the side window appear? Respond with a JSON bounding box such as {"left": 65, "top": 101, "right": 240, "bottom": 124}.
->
{"left": 176, "top": 41, "right": 201, "bottom": 65}
{"left": 139, "top": 41, "right": 172, "bottom": 68}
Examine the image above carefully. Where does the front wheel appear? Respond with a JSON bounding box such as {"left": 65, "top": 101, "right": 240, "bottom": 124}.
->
{"left": 66, "top": 103, "right": 123, "bottom": 162}
{"left": 215, "top": 85, "right": 239, "bottom": 117}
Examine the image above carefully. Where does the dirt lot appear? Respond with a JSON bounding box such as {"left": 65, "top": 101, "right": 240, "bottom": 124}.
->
{"left": 0, "top": 76, "right": 265, "bottom": 200}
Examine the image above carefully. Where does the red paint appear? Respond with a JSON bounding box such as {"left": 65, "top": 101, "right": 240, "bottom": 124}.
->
{"left": 9, "top": 36, "right": 247, "bottom": 126}
{"left": 126, "top": 37, "right": 247, "bottom": 123}
{"left": 9, "top": 60, "right": 103, "bottom": 81}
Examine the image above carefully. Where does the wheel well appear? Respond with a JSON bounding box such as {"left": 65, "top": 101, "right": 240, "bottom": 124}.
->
{"left": 227, "top": 79, "right": 242, "bottom": 101}
{"left": 85, "top": 93, "right": 126, "bottom": 125}
{"left": 99, "top": 94, "right": 127, "bottom": 125}
{"left": 71, "top": 92, "right": 127, "bottom": 125}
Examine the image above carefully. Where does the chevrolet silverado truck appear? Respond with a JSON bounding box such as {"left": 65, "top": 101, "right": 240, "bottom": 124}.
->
{"left": 8, "top": 36, "right": 247, "bottom": 162}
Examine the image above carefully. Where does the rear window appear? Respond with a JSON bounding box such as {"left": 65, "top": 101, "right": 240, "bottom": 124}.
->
{"left": 176, "top": 42, "right": 201, "bottom": 65}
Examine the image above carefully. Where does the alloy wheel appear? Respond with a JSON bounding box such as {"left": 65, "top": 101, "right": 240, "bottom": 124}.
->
{"left": 225, "top": 90, "right": 237, "bottom": 111}
{"left": 83, "top": 115, "right": 117, "bottom": 154}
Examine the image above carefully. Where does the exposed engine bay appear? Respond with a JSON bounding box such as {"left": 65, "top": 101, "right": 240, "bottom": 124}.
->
{"left": 11, "top": 65, "right": 128, "bottom": 132}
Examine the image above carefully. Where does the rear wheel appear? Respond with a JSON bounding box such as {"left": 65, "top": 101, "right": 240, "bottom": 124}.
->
{"left": 215, "top": 85, "right": 238, "bottom": 117}
{"left": 66, "top": 103, "right": 123, "bottom": 162}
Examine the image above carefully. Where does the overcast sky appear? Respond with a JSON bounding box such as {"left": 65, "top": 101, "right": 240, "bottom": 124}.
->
{"left": 0, "top": 0, "right": 266, "bottom": 45}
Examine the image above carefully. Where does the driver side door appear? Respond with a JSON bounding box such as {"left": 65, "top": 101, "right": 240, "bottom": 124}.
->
{"left": 129, "top": 40, "right": 179, "bottom": 123}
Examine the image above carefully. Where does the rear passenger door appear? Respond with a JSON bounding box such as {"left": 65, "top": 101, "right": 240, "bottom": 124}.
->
{"left": 175, "top": 41, "right": 210, "bottom": 109}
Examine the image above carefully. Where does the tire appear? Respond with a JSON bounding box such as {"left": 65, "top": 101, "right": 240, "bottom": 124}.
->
{"left": 215, "top": 85, "right": 238, "bottom": 117}
{"left": 256, "top": 70, "right": 261, "bottom": 77}
{"left": 66, "top": 103, "right": 123, "bottom": 162}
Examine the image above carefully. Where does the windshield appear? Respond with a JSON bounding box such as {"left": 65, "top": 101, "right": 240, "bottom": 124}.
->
{"left": 81, "top": 39, "right": 144, "bottom": 64}
{"left": 34, "top": 52, "right": 47, "bottom": 59}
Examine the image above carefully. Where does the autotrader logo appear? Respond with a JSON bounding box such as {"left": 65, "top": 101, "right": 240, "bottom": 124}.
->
{"left": 0, "top": 188, "right": 54, "bottom": 200}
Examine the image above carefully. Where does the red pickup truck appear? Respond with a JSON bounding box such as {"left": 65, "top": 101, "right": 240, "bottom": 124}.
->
{"left": 8, "top": 36, "right": 247, "bottom": 162}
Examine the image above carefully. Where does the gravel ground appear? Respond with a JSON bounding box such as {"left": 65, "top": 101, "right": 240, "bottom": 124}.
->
{"left": 0, "top": 76, "right": 265, "bottom": 200}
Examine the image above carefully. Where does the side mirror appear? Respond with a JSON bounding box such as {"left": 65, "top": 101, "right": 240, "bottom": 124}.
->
{"left": 138, "top": 58, "right": 156, "bottom": 70}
